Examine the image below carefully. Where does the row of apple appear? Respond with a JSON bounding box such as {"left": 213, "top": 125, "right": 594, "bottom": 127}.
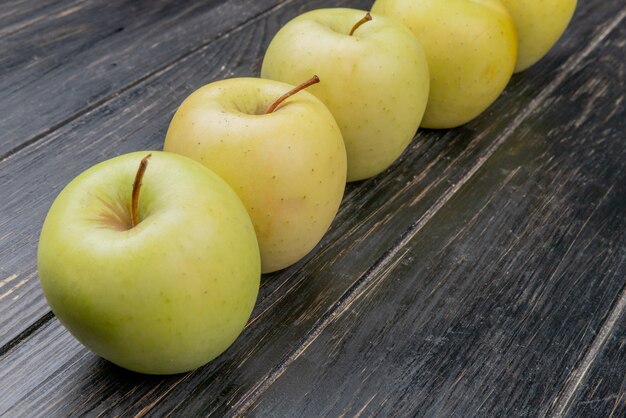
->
{"left": 37, "top": 0, "right": 577, "bottom": 375}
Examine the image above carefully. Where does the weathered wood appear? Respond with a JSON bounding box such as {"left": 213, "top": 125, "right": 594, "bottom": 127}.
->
{"left": 564, "top": 310, "right": 626, "bottom": 418}
{"left": 0, "top": 0, "right": 287, "bottom": 159}
{"left": 243, "top": 20, "right": 626, "bottom": 417}
{"left": 0, "top": 1, "right": 623, "bottom": 416}
{"left": 0, "top": 0, "right": 83, "bottom": 39}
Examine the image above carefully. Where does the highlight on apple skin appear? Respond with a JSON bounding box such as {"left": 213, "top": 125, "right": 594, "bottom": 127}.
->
{"left": 164, "top": 77, "right": 347, "bottom": 274}
{"left": 500, "top": 0, "right": 577, "bottom": 73}
{"left": 372, "top": 0, "right": 517, "bottom": 129}
{"left": 261, "top": 8, "right": 430, "bottom": 182}
{"left": 37, "top": 151, "right": 261, "bottom": 375}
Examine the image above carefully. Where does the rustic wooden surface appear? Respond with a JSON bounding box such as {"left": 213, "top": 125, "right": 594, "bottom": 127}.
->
{"left": 0, "top": 0, "right": 624, "bottom": 416}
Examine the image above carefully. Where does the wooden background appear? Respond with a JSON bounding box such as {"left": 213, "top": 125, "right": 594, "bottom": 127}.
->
{"left": 0, "top": 0, "right": 624, "bottom": 416}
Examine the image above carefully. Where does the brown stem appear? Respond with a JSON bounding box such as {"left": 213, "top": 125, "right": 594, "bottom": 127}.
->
{"left": 349, "top": 12, "right": 372, "bottom": 36}
{"left": 131, "top": 154, "right": 151, "bottom": 227}
{"left": 265, "top": 75, "right": 320, "bottom": 114}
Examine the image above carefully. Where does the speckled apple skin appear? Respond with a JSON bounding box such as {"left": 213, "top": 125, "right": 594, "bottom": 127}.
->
{"left": 372, "top": 0, "right": 517, "bottom": 129}
{"left": 500, "top": 0, "right": 577, "bottom": 72}
{"left": 261, "top": 8, "right": 430, "bottom": 182}
{"left": 164, "top": 78, "right": 347, "bottom": 273}
{"left": 38, "top": 151, "right": 260, "bottom": 375}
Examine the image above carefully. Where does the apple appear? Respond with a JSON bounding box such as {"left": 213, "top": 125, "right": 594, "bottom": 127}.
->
{"left": 499, "top": 0, "right": 577, "bottom": 72}
{"left": 37, "top": 151, "right": 260, "bottom": 374}
{"left": 372, "top": 0, "right": 517, "bottom": 129}
{"left": 164, "top": 77, "right": 346, "bottom": 273}
{"left": 261, "top": 8, "right": 430, "bottom": 182}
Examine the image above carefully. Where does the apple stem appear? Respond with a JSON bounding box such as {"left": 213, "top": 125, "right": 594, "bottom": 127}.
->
{"left": 131, "top": 154, "right": 151, "bottom": 228}
{"left": 265, "top": 75, "right": 320, "bottom": 114}
{"left": 349, "top": 12, "right": 372, "bottom": 36}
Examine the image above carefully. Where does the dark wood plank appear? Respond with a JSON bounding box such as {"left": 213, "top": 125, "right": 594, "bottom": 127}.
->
{"left": 243, "top": 19, "right": 626, "bottom": 417}
{"left": 0, "top": 2, "right": 623, "bottom": 416}
{"left": 0, "top": 0, "right": 287, "bottom": 159}
{"left": 561, "top": 301, "right": 626, "bottom": 417}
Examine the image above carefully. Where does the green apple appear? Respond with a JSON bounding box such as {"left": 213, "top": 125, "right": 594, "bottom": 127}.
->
{"left": 37, "top": 151, "right": 260, "bottom": 375}
{"left": 500, "top": 0, "right": 577, "bottom": 72}
{"left": 372, "top": 0, "right": 517, "bottom": 129}
{"left": 164, "top": 77, "right": 346, "bottom": 273}
{"left": 261, "top": 8, "right": 430, "bottom": 182}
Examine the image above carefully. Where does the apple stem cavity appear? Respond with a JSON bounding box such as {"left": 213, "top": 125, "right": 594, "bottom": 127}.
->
{"left": 349, "top": 12, "right": 372, "bottom": 36}
{"left": 265, "top": 75, "right": 320, "bottom": 114}
{"left": 131, "top": 154, "right": 152, "bottom": 228}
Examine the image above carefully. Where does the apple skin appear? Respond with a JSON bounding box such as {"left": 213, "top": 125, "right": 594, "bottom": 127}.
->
{"left": 372, "top": 0, "right": 517, "bottom": 129}
{"left": 37, "top": 151, "right": 260, "bottom": 375}
{"left": 261, "top": 8, "right": 429, "bottom": 182}
{"left": 500, "top": 0, "right": 577, "bottom": 72}
{"left": 164, "top": 78, "right": 346, "bottom": 273}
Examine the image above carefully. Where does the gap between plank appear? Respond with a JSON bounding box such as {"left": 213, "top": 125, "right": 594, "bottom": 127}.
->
{"left": 0, "top": 311, "right": 54, "bottom": 357}
{"left": 228, "top": 7, "right": 626, "bottom": 415}
{"left": 548, "top": 281, "right": 626, "bottom": 417}
{"left": 545, "top": 7, "right": 626, "bottom": 415}
{"left": 0, "top": 0, "right": 294, "bottom": 164}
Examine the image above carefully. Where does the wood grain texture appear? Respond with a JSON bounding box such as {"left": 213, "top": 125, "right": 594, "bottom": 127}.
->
{"left": 565, "top": 310, "right": 626, "bottom": 418}
{"left": 0, "top": 0, "right": 288, "bottom": 159}
{"left": 1, "top": 1, "right": 624, "bottom": 417}
{"left": 244, "top": 20, "right": 626, "bottom": 417}
{"left": 0, "top": 0, "right": 83, "bottom": 39}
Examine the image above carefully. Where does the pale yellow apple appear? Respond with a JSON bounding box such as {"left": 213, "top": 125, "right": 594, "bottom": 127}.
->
{"left": 164, "top": 78, "right": 346, "bottom": 273}
{"left": 38, "top": 151, "right": 260, "bottom": 374}
{"left": 500, "top": 0, "right": 577, "bottom": 72}
{"left": 372, "top": 0, "right": 517, "bottom": 129}
{"left": 261, "top": 8, "right": 430, "bottom": 181}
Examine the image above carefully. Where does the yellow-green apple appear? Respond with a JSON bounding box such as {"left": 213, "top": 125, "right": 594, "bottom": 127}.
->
{"left": 37, "top": 151, "right": 260, "bottom": 375}
{"left": 261, "top": 8, "right": 429, "bottom": 182}
{"left": 499, "top": 0, "right": 577, "bottom": 72}
{"left": 372, "top": 0, "right": 517, "bottom": 129}
{"left": 164, "top": 77, "right": 346, "bottom": 273}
